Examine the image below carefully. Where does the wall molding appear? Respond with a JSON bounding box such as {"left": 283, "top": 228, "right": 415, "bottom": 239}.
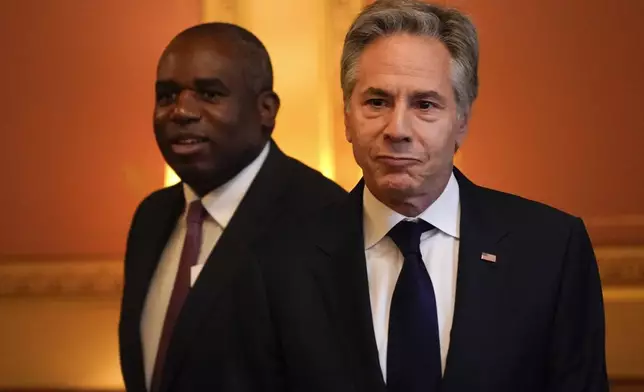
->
{"left": 0, "top": 259, "right": 122, "bottom": 298}
{"left": 587, "top": 214, "right": 644, "bottom": 228}
{"left": 595, "top": 246, "right": 644, "bottom": 287}
{"left": 585, "top": 215, "right": 644, "bottom": 246}
{"left": 0, "top": 246, "right": 641, "bottom": 298}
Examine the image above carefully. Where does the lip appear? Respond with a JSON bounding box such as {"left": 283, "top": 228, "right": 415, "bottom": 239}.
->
{"left": 171, "top": 140, "right": 209, "bottom": 155}
{"left": 168, "top": 135, "right": 210, "bottom": 156}
{"left": 376, "top": 155, "right": 420, "bottom": 167}
{"left": 167, "top": 132, "right": 209, "bottom": 143}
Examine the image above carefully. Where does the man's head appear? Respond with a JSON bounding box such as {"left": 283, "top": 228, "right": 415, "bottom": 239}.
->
{"left": 154, "top": 23, "right": 280, "bottom": 196}
{"left": 341, "top": 0, "right": 478, "bottom": 216}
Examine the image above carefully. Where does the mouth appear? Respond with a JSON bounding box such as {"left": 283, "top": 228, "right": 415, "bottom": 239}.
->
{"left": 376, "top": 155, "right": 420, "bottom": 168}
{"left": 169, "top": 135, "right": 210, "bottom": 155}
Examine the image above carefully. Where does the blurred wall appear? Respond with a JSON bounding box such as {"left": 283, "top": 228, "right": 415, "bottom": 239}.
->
{"left": 0, "top": 0, "right": 201, "bottom": 389}
{"left": 0, "top": 0, "right": 202, "bottom": 257}
{"left": 450, "top": 0, "right": 644, "bottom": 249}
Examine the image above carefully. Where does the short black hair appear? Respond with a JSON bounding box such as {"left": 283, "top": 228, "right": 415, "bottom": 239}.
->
{"left": 169, "top": 22, "right": 274, "bottom": 94}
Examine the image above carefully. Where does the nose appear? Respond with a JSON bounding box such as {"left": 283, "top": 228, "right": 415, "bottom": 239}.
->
{"left": 383, "top": 104, "right": 412, "bottom": 143}
{"left": 169, "top": 90, "right": 201, "bottom": 125}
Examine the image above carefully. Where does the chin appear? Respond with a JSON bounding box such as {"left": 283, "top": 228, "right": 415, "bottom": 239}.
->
{"left": 376, "top": 174, "right": 418, "bottom": 197}
{"left": 171, "top": 162, "right": 208, "bottom": 183}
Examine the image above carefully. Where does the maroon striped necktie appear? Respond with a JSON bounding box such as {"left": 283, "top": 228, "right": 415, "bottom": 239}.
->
{"left": 150, "top": 199, "right": 207, "bottom": 392}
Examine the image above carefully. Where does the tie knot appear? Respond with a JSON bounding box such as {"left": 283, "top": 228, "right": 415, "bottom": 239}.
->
{"left": 387, "top": 219, "right": 434, "bottom": 257}
{"left": 186, "top": 200, "right": 207, "bottom": 224}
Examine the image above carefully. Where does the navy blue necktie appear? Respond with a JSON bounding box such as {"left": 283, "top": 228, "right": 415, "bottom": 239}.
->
{"left": 386, "top": 219, "right": 441, "bottom": 392}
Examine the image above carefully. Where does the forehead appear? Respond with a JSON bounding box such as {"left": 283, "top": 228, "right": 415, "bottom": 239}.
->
{"left": 156, "top": 36, "right": 240, "bottom": 81}
{"left": 356, "top": 34, "right": 453, "bottom": 93}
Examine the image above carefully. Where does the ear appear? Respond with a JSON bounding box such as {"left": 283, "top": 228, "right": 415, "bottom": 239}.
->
{"left": 344, "top": 107, "right": 352, "bottom": 143}
{"left": 258, "top": 91, "right": 280, "bottom": 134}
{"left": 454, "top": 112, "right": 469, "bottom": 151}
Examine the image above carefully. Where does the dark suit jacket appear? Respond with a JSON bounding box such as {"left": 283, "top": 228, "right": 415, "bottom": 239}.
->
{"left": 261, "top": 168, "right": 608, "bottom": 392}
{"left": 118, "top": 140, "right": 347, "bottom": 392}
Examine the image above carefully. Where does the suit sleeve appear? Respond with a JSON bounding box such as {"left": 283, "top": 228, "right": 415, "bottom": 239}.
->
{"left": 547, "top": 217, "right": 609, "bottom": 392}
{"left": 118, "top": 198, "right": 147, "bottom": 391}
{"left": 122, "top": 199, "right": 146, "bottom": 286}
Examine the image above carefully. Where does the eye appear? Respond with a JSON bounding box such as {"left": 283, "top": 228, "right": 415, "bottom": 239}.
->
{"left": 417, "top": 100, "right": 436, "bottom": 110}
{"left": 366, "top": 98, "right": 388, "bottom": 108}
{"left": 156, "top": 91, "right": 177, "bottom": 106}
{"left": 199, "top": 90, "right": 222, "bottom": 101}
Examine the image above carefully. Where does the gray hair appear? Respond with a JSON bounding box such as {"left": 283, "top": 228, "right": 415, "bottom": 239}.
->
{"left": 340, "top": 0, "right": 479, "bottom": 118}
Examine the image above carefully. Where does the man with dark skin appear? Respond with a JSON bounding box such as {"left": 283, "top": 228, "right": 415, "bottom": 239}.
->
{"left": 154, "top": 24, "right": 277, "bottom": 195}
{"left": 119, "top": 23, "right": 346, "bottom": 392}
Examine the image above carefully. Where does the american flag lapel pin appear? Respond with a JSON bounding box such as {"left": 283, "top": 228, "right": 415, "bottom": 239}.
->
{"left": 481, "top": 252, "right": 497, "bottom": 263}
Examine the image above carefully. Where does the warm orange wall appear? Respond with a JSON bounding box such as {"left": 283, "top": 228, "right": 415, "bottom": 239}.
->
{"left": 0, "top": 0, "right": 201, "bottom": 258}
{"left": 364, "top": 0, "right": 644, "bottom": 247}
{"left": 3, "top": 0, "right": 640, "bottom": 255}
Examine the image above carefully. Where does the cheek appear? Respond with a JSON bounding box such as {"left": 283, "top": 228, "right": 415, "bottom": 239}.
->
{"left": 349, "top": 113, "right": 386, "bottom": 147}
{"left": 203, "top": 102, "right": 240, "bottom": 125}
{"left": 351, "top": 129, "right": 379, "bottom": 165}
{"left": 416, "top": 120, "right": 458, "bottom": 156}
{"left": 153, "top": 107, "right": 170, "bottom": 125}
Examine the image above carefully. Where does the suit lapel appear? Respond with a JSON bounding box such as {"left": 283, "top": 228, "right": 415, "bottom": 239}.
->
{"left": 159, "top": 141, "right": 292, "bottom": 392}
{"left": 120, "top": 184, "right": 184, "bottom": 392}
{"left": 442, "top": 168, "right": 510, "bottom": 385}
{"left": 313, "top": 182, "right": 387, "bottom": 392}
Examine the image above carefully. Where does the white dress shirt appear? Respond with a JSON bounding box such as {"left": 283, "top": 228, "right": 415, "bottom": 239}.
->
{"left": 363, "top": 173, "right": 461, "bottom": 382}
{"left": 140, "top": 141, "right": 270, "bottom": 390}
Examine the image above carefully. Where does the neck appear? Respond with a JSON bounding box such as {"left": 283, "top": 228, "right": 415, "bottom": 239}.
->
{"left": 182, "top": 140, "right": 269, "bottom": 197}
{"left": 183, "top": 169, "right": 237, "bottom": 198}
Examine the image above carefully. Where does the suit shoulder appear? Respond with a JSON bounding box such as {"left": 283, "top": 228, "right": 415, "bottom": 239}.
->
{"left": 130, "top": 185, "right": 181, "bottom": 224}
{"left": 273, "top": 192, "right": 348, "bottom": 242}
{"left": 280, "top": 156, "right": 347, "bottom": 201}
{"left": 476, "top": 185, "right": 580, "bottom": 228}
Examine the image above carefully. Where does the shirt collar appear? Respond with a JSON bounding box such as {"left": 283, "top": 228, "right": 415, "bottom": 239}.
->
{"left": 183, "top": 141, "right": 270, "bottom": 228}
{"left": 362, "top": 172, "right": 461, "bottom": 249}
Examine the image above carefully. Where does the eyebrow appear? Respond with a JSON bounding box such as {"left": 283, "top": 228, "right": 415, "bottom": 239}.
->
{"left": 362, "top": 86, "right": 448, "bottom": 106}
{"left": 362, "top": 87, "right": 392, "bottom": 98}
{"left": 410, "top": 90, "right": 447, "bottom": 106}
{"left": 155, "top": 78, "right": 230, "bottom": 94}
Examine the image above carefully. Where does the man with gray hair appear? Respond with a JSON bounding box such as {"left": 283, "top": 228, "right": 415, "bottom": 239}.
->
{"left": 260, "top": 0, "right": 608, "bottom": 391}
